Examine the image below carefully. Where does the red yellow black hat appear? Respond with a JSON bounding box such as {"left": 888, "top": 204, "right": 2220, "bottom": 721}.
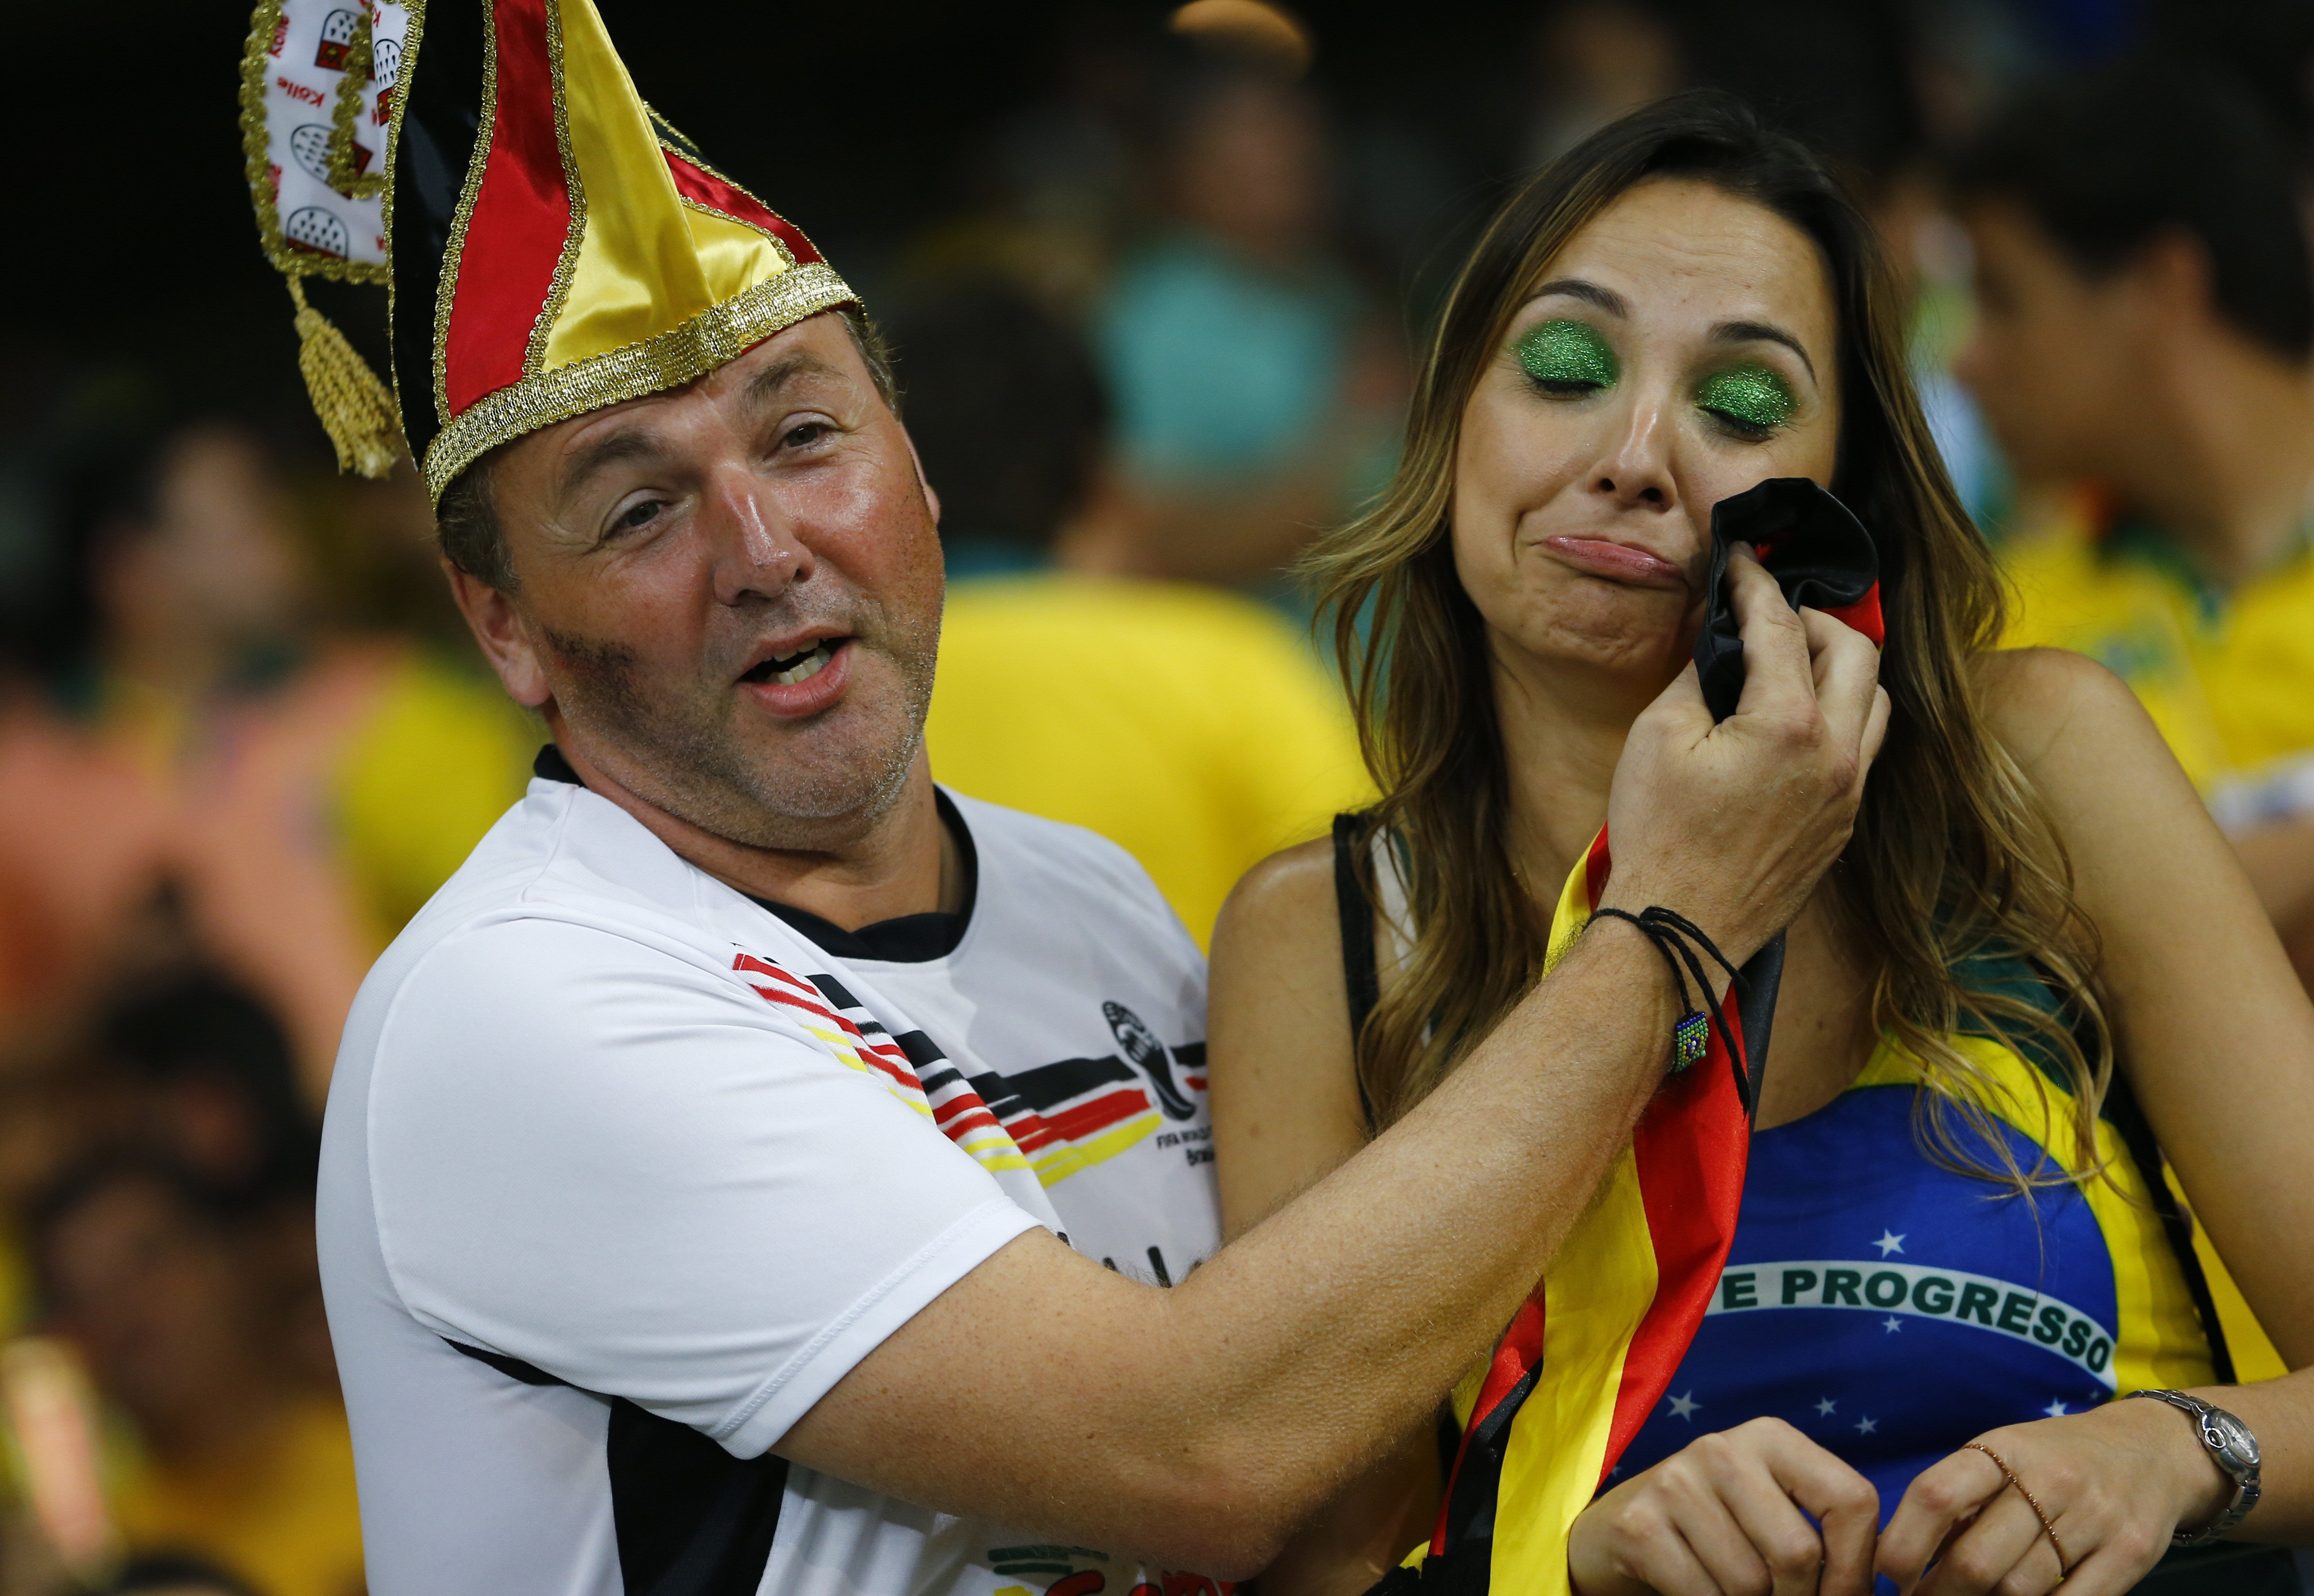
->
{"left": 241, "top": 0, "right": 859, "bottom": 501}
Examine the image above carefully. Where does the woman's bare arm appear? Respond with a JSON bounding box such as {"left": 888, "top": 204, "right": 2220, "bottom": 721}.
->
{"left": 1979, "top": 647, "right": 2314, "bottom": 1529}
{"left": 1880, "top": 649, "right": 2314, "bottom": 1590}
{"left": 1210, "top": 839, "right": 1369, "bottom": 1244}
{"left": 1208, "top": 840, "right": 1443, "bottom": 1594}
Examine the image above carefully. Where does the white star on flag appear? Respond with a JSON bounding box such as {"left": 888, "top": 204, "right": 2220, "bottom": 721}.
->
{"left": 1815, "top": 1398, "right": 1838, "bottom": 1417}
{"left": 1666, "top": 1391, "right": 1702, "bottom": 1421}
{"left": 1882, "top": 1316, "right": 1903, "bottom": 1333}
{"left": 1874, "top": 1230, "right": 1906, "bottom": 1256}
{"left": 1855, "top": 1415, "right": 1879, "bottom": 1435}
{"left": 2044, "top": 1399, "right": 2069, "bottom": 1418}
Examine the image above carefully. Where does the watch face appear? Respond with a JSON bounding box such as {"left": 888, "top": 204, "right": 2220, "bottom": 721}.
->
{"left": 2205, "top": 1412, "right": 2261, "bottom": 1471}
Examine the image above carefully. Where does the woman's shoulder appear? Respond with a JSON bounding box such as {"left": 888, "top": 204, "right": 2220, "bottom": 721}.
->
{"left": 1963, "top": 647, "right": 2207, "bottom": 871}
{"left": 1966, "top": 646, "right": 2163, "bottom": 776}
{"left": 1211, "top": 827, "right": 1370, "bottom": 1038}
{"left": 1215, "top": 833, "right": 1344, "bottom": 953}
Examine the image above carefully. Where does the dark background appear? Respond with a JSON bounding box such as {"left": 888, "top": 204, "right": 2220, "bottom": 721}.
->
{"left": 0, "top": 0, "right": 2170, "bottom": 449}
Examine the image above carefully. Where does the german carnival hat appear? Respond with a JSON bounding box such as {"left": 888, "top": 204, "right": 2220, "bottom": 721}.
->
{"left": 239, "top": 0, "right": 859, "bottom": 501}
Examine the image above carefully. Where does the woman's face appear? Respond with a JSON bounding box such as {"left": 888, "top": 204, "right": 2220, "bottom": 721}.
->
{"left": 1451, "top": 177, "right": 1841, "bottom": 688}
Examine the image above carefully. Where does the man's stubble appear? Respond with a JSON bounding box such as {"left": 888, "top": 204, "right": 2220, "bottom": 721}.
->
{"left": 542, "top": 588, "right": 940, "bottom": 853}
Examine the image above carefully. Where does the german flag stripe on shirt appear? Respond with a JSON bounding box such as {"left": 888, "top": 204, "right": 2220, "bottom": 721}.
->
{"left": 732, "top": 949, "right": 1165, "bottom": 1189}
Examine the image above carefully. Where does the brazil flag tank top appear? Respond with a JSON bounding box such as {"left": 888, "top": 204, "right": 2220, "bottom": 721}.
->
{"left": 1340, "top": 824, "right": 2296, "bottom": 1596}
{"left": 1615, "top": 1029, "right": 2207, "bottom": 1498}
{"left": 1611, "top": 958, "right": 2299, "bottom": 1593}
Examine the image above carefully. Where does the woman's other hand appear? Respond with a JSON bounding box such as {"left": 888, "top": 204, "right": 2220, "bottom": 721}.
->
{"left": 1876, "top": 1398, "right": 2233, "bottom": 1595}
{"left": 1604, "top": 545, "right": 1891, "bottom": 969}
{"left": 1568, "top": 1417, "right": 1879, "bottom": 1596}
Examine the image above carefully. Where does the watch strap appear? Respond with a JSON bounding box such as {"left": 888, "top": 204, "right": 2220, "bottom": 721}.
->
{"left": 2123, "top": 1390, "right": 2262, "bottom": 1544}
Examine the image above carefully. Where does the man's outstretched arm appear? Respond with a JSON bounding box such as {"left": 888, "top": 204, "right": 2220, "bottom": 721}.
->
{"left": 779, "top": 555, "right": 1891, "bottom": 1577}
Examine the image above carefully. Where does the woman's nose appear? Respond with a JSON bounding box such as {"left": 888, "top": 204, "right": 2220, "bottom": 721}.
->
{"left": 1590, "top": 395, "right": 1678, "bottom": 511}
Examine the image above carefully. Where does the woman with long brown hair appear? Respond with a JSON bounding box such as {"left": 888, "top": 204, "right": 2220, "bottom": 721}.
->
{"left": 1208, "top": 93, "right": 2314, "bottom": 1596}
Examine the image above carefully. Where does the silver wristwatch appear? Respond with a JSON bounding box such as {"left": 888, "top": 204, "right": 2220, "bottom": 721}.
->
{"left": 2124, "top": 1389, "right": 2262, "bottom": 1544}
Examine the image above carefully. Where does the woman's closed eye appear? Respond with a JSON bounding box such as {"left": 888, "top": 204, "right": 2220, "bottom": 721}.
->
{"left": 1515, "top": 319, "right": 1620, "bottom": 397}
{"left": 1695, "top": 363, "right": 1798, "bottom": 441}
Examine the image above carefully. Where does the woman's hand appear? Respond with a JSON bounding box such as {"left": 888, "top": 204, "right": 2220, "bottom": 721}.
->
{"left": 1876, "top": 1397, "right": 2233, "bottom": 1595}
{"left": 1569, "top": 1417, "right": 1879, "bottom": 1596}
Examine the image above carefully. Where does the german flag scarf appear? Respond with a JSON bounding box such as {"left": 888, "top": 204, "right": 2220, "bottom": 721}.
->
{"left": 1376, "top": 479, "right": 1881, "bottom": 1595}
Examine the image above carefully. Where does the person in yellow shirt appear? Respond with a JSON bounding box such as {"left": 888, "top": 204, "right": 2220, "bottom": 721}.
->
{"left": 30, "top": 1159, "right": 364, "bottom": 1596}
{"left": 1991, "top": 494, "right": 2314, "bottom": 804}
{"left": 894, "top": 281, "right": 1371, "bottom": 944}
{"left": 1952, "top": 60, "right": 2314, "bottom": 953}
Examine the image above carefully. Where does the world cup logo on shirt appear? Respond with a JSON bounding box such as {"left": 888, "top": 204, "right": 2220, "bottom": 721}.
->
{"left": 1104, "top": 1001, "right": 1195, "bottom": 1121}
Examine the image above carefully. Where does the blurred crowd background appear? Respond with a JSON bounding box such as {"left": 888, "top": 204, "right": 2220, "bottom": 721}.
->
{"left": 7, "top": 0, "right": 2314, "bottom": 1590}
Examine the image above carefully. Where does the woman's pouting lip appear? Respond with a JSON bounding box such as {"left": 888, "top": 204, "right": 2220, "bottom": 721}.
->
{"left": 738, "top": 637, "right": 854, "bottom": 718}
{"left": 1541, "top": 534, "right": 1690, "bottom": 589}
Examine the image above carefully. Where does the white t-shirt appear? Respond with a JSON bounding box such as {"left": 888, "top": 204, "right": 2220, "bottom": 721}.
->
{"left": 319, "top": 769, "right": 1225, "bottom": 1596}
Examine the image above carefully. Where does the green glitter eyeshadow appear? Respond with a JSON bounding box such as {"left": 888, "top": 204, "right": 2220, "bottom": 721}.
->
{"left": 1696, "top": 364, "right": 1797, "bottom": 433}
{"left": 1515, "top": 319, "right": 1619, "bottom": 391}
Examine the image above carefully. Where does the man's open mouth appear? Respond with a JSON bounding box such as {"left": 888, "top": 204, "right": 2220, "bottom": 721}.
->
{"left": 741, "top": 638, "right": 842, "bottom": 687}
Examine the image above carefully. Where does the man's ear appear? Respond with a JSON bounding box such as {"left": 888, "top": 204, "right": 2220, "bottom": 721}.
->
{"left": 899, "top": 423, "right": 941, "bottom": 531}
{"left": 444, "top": 559, "right": 552, "bottom": 709}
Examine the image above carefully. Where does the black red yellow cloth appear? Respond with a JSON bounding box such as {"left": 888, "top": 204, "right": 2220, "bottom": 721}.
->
{"left": 240, "top": 0, "right": 857, "bottom": 498}
{"left": 1377, "top": 480, "right": 1882, "bottom": 1595}
{"left": 1696, "top": 477, "right": 1884, "bottom": 719}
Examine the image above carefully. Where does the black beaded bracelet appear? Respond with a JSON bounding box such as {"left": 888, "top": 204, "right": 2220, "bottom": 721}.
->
{"left": 1589, "top": 906, "right": 1744, "bottom": 1073}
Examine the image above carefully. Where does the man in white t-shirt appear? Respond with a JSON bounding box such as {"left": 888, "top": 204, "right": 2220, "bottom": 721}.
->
{"left": 264, "top": 3, "right": 1888, "bottom": 1591}
{"left": 332, "top": 744, "right": 1226, "bottom": 1594}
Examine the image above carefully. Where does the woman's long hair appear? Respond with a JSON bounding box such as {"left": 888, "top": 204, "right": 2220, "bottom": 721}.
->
{"left": 1310, "top": 92, "right": 2111, "bottom": 1188}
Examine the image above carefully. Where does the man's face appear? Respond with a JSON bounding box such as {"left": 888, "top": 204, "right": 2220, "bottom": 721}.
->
{"left": 479, "top": 313, "right": 944, "bottom": 851}
{"left": 1953, "top": 200, "right": 2143, "bottom": 486}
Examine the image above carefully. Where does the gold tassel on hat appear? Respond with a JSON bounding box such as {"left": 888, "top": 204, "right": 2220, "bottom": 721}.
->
{"left": 287, "top": 278, "right": 401, "bottom": 479}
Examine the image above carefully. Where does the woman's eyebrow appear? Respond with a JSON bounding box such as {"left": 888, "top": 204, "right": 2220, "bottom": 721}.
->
{"left": 1712, "top": 319, "right": 1818, "bottom": 383}
{"left": 1529, "top": 278, "right": 1629, "bottom": 316}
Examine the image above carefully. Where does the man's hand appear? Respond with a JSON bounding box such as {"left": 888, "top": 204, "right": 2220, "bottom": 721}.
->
{"left": 1604, "top": 545, "right": 1890, "bottom": 967}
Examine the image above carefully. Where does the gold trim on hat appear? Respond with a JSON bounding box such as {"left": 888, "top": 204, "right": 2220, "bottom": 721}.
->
{"left": 420, "top": 260, "right": 857, "bottom": 502}
{"left": 646, "top": 105, "right": 839, "bottom": 275}
{"left": 525, "top": 0, "right": 587, "bottom": 377}
{"left": 430, "top": 0, "right": 498, "bottom": 431}
{"left": 378, "top": 0, "right": 426, "bottom": 429}
{"left": 239, "top": 0, "right": 391, "bottom": 285}
{"left": 648, "top": 109, "right": 774, "bottom": 217}
{"left": 675, "top": 196, "right": 799, "bottom": 266}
